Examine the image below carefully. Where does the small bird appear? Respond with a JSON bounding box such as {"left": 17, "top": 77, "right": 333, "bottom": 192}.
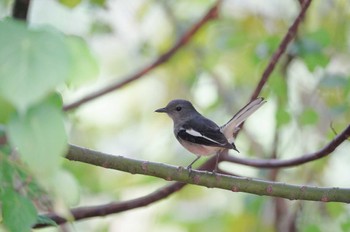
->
{"left": 155, "top": 97, "right": 266, "bottom": 172}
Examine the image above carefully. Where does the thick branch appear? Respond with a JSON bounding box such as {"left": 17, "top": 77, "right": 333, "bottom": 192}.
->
{"left": 61, "top": 144, "right": 350, "bottom": 203}
{"left": 225, "top": 124, "right": 350, "bottom": 168}
{"left": 63, "top": 1, "right": 221, "bottom": 111}
{"left": 35, "top": 122, "right": 349, "bottom": 228}
{"left": 12, "top": 0, "right": 31, "bottom": 20}
{"left": 250, "top": 0, "right": 312, "bottom": 100}
{"left": 35, "top": 156, "right": 218, "bottom": 228}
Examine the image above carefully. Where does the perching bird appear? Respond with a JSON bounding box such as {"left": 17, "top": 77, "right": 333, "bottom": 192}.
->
{"left": 155, "top": 97, "right": 266, "bottom": 172}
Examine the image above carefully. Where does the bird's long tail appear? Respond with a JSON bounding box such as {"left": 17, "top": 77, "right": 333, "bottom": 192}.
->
{"left": 221, "top": 97, "right": 266, "bottom": 143}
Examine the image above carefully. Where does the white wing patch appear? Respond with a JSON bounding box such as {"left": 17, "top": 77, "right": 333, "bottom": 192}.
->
{"left": 185, "top": 128, "right": 225, "bottom": 146}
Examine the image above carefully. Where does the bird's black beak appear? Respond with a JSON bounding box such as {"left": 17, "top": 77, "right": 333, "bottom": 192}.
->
{"left": 155, "top": 107, "right": 167, "bottom": 113}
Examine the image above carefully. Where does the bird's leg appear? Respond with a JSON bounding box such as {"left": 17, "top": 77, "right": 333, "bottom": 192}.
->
{"left": 213, "top": 151, "right": 221, "bottom": 173}
{"left": 187, "top": 156, "right": 201, "bottom": 172}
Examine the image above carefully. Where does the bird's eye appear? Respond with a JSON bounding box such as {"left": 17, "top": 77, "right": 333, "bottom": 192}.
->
{"left": 176, "top": 106, "right": 182, "bottom": 111}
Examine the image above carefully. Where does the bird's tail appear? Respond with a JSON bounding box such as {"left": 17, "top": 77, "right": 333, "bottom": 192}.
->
{"left": 221, "top": 97, "right": 266, "bottom": 143}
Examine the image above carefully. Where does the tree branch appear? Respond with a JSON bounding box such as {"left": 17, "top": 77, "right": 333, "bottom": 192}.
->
{"left": 250, "top": 0, "right": 312, "bottom": 100}
{"left": 63, "top": 0, "right": 222, "bottom": 111}
{"left": 68, "top": 144, "right": 350, "bottom": 203}
{"left": 34, "top": 182, "right": 186, "bottom": 228}
{"left": 35, "top": 156, "right": 218, "bottom": 228}
{"left": 225, "top": 124, "right": 350, "bottom": 168}
{"left": 35, "top": 121, "right": 350, "bottom": 228}
{"left": 12, "top": 0, "right": 31, "bottom": 20}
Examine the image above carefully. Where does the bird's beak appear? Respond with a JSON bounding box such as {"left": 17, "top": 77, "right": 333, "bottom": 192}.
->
{"left": 155, "top": 107, "right": 167, "bottom": 113}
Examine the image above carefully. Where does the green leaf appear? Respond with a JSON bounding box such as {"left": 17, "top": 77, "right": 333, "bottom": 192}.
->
{"left": 303, "top": 224, "right": 321, "bottom": 232}
{"left": 7, "top": 103, "right": 67, "bottom": 178}
{"left": 90, "top": 20, "right": 113, "bottom": 35}
{"left": 299, "top": 108, "right": 319, "bottom": 125}
{"left": 326, "top": 203, "right": 345, "bottom": 218}
{"left": 294, "top": 29, "right": 330, "bottom": 70}
{"left": 269, "top": 74, "right": 288, "bottom": 101}
{"left": 0, "top": 96, "right": 15, "bottom": 123}
{"left": 2, "top": 190, "right": 37, "bottom": 232}
{"left": 90, "top": 0, "right": 106, "bottom": 6}
{"left": 0, "top": 19, "right": 71, "bottom": 111}
{"left": 59, "top": 0, "right": 82, "bottom": 8}
{"left": 0, "top": 150, "right": 13, "bottom": 186}
{"left": 65, "top": 36, "right": 99, "bottom": 87}
{"left": 53, "top": 170, "right": 80, "bottom": 205}
{"left": 36, "top": 215, "right": 58, "bottom": 227}
{"left": 342, "top": 221, "right": 350, "bottom": 232}
{"left": 276, "top": 108, "right": 291, "bottom": 127}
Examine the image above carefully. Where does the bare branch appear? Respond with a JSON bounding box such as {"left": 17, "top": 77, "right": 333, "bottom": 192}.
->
{"left": 224, "top": 124, "right": 350, "bottom": 168}
{"left": 250, "top": 0, "right": 312, "bottom": 100}
{"left": 34, "top": 142, "right": 350, "bottom": 228}
{"left": 12, "top": 0, "right": 31, "bottom": 20}
{"left": 63, "top": 1, "right": 222, "bottom": 111}
{"left": 34, "top": 182, "right": 186, "bottom": 228}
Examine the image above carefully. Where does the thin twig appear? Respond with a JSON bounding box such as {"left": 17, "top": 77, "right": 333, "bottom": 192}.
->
{"left": 224, "top": 124, "right": 350, "bottom": 168}
{"left": 12, "top": 0, "right": 31, "bottom": 20}
{"left": 250, "top": 0, "right": 312, "bottom": 100}
{"left": 63, "top": 0, "right": 221, "bottom": 111}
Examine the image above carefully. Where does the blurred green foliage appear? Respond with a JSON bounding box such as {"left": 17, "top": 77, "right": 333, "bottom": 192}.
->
{"left": 1, "top": 0, "right": 350, "bottom": 231}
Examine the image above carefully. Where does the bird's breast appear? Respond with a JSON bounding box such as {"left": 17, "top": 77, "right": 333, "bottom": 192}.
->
{"left": 179, "top": 139, "right": 220, "bottom": 156}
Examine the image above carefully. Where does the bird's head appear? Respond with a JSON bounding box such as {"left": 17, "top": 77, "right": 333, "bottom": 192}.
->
{"left": 155, "top": 99, "right": 198, "bottom": 122}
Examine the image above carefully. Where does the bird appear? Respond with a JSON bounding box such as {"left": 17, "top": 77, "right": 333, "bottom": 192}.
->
{"left": 155, "top": 97, "right": 266, "bottom": 172}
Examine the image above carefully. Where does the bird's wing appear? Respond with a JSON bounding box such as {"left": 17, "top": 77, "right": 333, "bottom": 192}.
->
{"left": 177, "top": 117, "right": 233, "bottom": 149}
{"left": 221, "top": 97, "right": 266, "bottom": 142}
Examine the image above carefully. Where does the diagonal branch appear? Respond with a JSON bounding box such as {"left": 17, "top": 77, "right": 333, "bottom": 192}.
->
{"left": 250, "top": 0, "right": 312, "bottom": 100}
{"left": 63, "top": 0, "right": 222, "bottom": 111}
{"left": 12, "top": 0, "right": 31, "bottom": 20}
{"left": 225, "top": 124, "right": 350, "bottom": 168}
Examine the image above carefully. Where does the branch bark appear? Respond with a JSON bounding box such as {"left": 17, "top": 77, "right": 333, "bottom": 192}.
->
{"left": 61, "top": 144, "right": 350, "bottom": 204}
{"left": 35, "top": 125, "right": 350, "bottom": 228}
{"left": 63, "top": 0, "right": 221, "bottom": 111}
{"left": 224, "top": 124, "right": 350, "bottom": 168}
{"left": 12, "top": 0, "right": 31, "bottom": 20}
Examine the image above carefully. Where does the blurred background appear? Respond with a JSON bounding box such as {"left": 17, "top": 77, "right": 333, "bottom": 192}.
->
{"left": 2, "top": 0, "right": 350, "bottom": 231}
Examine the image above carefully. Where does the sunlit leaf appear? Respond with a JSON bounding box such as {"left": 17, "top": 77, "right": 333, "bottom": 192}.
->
{"left": 0, "top": 19, "right": 71, "bottom": 111}
{"left": 276, "top": 108, "right": 291, "bottom": 127}
{"left": 342, "top": 221, "right": 350, "bottom": 232}
{"left": 65, "top": 36, "right": 99, "bottom": 87}
{"left": 53, "top": 170, "right": 80, "bottom": 206}
{"left": 59, "top": 0, "right": 81, "bottom": 8}
{"left": 90, "top": 0, "right": 106, "bottom": 6}
{"left": 7, "top": 103, "right": 67, "bottom": 177}
{"left": 0, "top": 96, "right": 15, "bottom": 123}
{"left": 90, "top": 20, "right": 113, "bottom": 35}
{"left": 303, "top": 224, "right": 322, "bottom": 232}
{"left": 299, "top": 108, "right": 319, "bottom": 125}
{"left": 326, "top": 203, "right": 345, "bottom": 218}
{"left": 294, "top": 29, "right": 330, "bottom": 70}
